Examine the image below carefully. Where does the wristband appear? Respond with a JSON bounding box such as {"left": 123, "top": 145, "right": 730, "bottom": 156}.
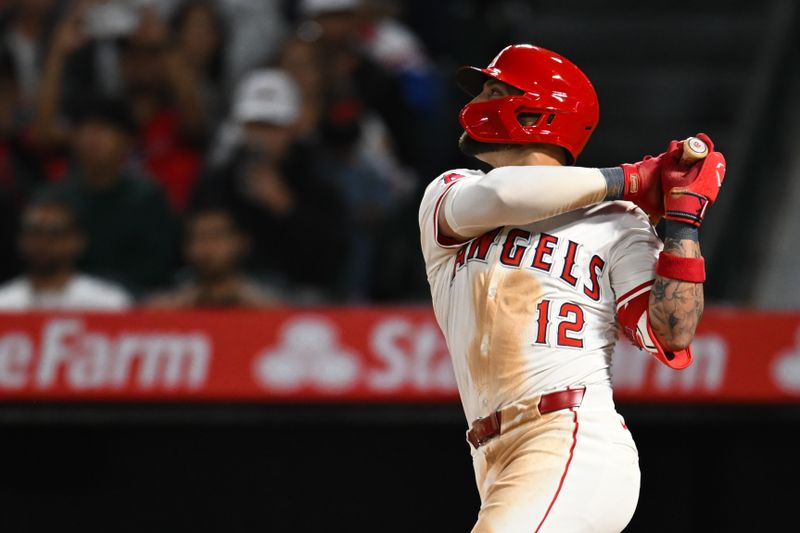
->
{"left": 656, "top": 253, "right": 706, "bottom": 283}
{"left": 664, "top": 220, "right": 699, "bottom": 242}
{"left": 600, "top": 167, "right": 624, "bottom": 201}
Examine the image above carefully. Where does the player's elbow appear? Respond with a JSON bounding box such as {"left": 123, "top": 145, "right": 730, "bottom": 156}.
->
{"left": 468, "top": 180, "right": 509, "bottom": 214}
{"left": 655, "top": 331, "right": 695, "bottom": 352}
{"left": 483, "top": 168, "right": 525, "bottom": 209}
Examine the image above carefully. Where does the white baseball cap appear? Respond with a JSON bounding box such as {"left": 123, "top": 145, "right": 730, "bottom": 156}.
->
{"left": 233, "top": 69, "right": 300, "bottom": 126}
{"left": 300, "top": 0, "right": 361, "bottom": 18}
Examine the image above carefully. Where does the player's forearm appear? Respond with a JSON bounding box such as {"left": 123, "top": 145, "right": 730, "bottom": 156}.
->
{"left": 647, "top": 225, "right": 704, "bottom": 351}
{"left": 444, "top": 166, "right": 613, "bottom": 238}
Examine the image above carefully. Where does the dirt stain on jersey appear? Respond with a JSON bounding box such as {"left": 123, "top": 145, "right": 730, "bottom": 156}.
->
{"left": 469, "top": 268, "right": 543, "bottom": 405}
{"left": 468, "top": 270, "right": 494, "bottom": 394}
{"left": 474, "top": 410, "right": 578, "bottom": 523}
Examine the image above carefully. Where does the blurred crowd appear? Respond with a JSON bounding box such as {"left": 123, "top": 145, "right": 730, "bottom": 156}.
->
{"left": 0, "top": 0, "right": 457, "bottom": 310}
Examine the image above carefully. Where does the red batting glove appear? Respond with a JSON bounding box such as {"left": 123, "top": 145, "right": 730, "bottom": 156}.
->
{"left": 662, "top": 133, "right": 726, "bottom": 227}
{"left": 621, "top": 153, "right": 666, "bottom": 221}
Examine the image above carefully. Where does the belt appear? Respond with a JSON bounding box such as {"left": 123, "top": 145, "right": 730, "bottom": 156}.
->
{"left": 467, "top": 387, "right": 586, "bottom": 449}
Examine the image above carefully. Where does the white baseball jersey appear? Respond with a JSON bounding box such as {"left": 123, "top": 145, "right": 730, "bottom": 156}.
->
{"left": 419, "top": 169, "right": 662, "bottom": 423}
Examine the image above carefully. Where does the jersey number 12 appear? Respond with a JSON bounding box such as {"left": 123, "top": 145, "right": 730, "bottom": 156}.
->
{"left": 534, "top": 299, "right": 585, "bottom": 348}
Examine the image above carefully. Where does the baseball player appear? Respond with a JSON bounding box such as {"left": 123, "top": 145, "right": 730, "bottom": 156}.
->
{"left": 418, "top": 44, "right": 726, "bottom": 532}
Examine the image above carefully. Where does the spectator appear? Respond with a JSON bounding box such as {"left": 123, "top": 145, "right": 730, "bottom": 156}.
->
{"left": 277, "top": 36, "right": 325, "bottom": 140}
{"left": 0, "top": 195, "right": 131, "bottom": 310}
{"left": 196, "top": 69, "right": 347, "bottom": 301}
{"left": 358, "top": 0, "right": 432, "bottom": 79}
{"left": 0, "top": 45, "right": 46, "bottom": 199}
{"left": 356, "top": 0, "right": 449, "bottom": 177}
{"left": 0, "top": 0, "right": 57, "bottom": 118}
{"left": 297, "top": 0, "right": 418, "bottom": 169}
{"left": 147, "top": 206, "right": 280, "bottom": 309}
{"left": 291, "top": 0, "right": 420, "bottom": 201}
{"left": 279, "top": 6, "right": 416, "bottom": 299}
{"left": 168, "top": 0, "right": 228, "bottom": 125}
{"left": 41, "top": 97, "right": 177, "bottom": 295}
{"left": 314, "top": 95, "right": 406, "bottom": 299}
{"left": 0, "top": 47, "right": 46, "bottom": 281}
{"left": 32, "top": 3, "right": 211, "bottom": 210}
{"left": 279, "top": 7, "right": 414, "bottom": 199}
{"left": 216, "top": 0, "right": 287, "bottom": 86}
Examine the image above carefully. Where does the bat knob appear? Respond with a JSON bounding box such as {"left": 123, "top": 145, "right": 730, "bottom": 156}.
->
{"left": 681, "top": 136, "right": 709, "bottom": 165}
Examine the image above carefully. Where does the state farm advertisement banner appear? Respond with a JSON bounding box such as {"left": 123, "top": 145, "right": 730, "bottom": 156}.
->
{"left": 0, "top": 308, "right": 798, "bottom": 402}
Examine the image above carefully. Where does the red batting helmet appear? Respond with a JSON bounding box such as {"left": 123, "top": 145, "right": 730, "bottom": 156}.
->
{"left": 457, "top": 44, "right": 599, "bottom": 163}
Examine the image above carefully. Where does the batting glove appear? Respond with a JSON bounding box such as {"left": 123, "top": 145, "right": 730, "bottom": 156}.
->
{"left": 619, "top": 152, "right": 666, "bottom": 221}
{"left": 662, "top": 133, "right": 726, "bottom": 227}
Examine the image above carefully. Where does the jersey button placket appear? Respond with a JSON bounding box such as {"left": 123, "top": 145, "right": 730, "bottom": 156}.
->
{"left": 481, "top": 276, "right": 500, "bottom": 412}
{"left": 482, "top": 284, "right": 496, "bottom": 356}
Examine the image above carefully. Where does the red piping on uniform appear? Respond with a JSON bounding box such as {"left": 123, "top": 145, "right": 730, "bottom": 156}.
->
{"left": 615, "top": 279, "right": 655, "bottom": 304}
{"left": 534, "top": 407, "right": 579, "bottom": 533}
{"left": 433, "top": 181, "right": 466, "bottom": 247}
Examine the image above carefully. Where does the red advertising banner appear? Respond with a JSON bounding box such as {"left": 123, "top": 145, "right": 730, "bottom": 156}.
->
{"left": 0, "top": 307, "right": 797, "bottom": 403}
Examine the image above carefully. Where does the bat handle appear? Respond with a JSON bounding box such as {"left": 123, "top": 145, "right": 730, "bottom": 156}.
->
{"left": 681, "top": 136, "right": 709, "bottom": 165}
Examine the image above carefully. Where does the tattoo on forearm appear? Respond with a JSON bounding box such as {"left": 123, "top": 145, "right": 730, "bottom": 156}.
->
{"left": 663, "top": 236, "right": 701, "bottom": 257}
{"left": 648, "top": 239, "right": 704, "bottom": 350}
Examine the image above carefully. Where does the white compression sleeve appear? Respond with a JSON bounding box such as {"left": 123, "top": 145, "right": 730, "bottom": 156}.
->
{"left": 443, "top": 166, "right": 608, "bottom": 237}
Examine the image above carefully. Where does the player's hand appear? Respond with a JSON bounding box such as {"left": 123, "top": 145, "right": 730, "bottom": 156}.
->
{"left": 621, "top": 152, "right": 666, "bottom": 222}
{"left": 661, "top": 133, "right": 726, "bottom": 227}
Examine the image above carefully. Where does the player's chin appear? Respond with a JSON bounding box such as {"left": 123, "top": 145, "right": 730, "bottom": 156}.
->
{"left": 458, "top": 131, "right": 515, "bottom": 157}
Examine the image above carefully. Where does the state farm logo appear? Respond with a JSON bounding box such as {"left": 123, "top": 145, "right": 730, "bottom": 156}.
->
{"left": 253, "top": 317, "right": 361, "bottom": 391}
{"left": 251, "top": 315, "right": 456, "bottom": 394}
{"left": 0, "top": 318, "right": 210, "bottom": 391}
{"left": 771, "top": 328, "right": 800, "bottom": 393}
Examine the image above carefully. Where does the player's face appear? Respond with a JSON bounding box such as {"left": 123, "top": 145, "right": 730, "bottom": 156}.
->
{"left": 458, "top": 79, "right": 526, "bottom": 160}
{"left": 472, "top": 78, "right": 524, "bottom": 103}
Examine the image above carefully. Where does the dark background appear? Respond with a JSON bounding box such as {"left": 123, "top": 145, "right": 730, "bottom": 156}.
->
{"left": 1, "top": 403, "right": 797, "bottom": 532}
{"left": 2, "top": 0, "right": 800, "bottom": 531}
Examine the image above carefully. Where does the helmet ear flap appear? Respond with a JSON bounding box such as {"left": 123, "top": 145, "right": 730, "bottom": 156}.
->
{"left": 460, "top": 96, "right": 556, "bottom": 144}
{"left": 460, "top": 97, "right": 578, "bottom": 164}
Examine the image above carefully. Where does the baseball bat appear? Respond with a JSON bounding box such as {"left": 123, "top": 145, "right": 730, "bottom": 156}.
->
{"left": 681, "top": 136, "right": 709, "bottom": 165}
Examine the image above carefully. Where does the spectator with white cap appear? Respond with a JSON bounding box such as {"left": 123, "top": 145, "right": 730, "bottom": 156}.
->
{"left": 193, "top": 69, "right": 347, "bottom": 302}
{"left": 234, "top": 69, "right": 302, "bottom": 161}
{"left": 209, "top": 67, "right": 301, "bottom": 168}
